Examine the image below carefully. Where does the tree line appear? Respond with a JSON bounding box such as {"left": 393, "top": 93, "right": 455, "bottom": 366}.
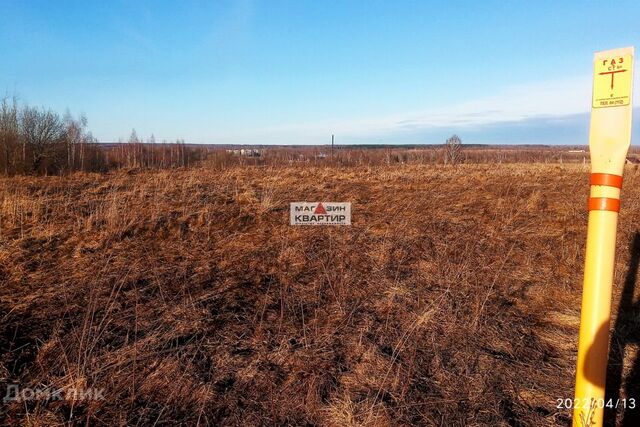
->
{"left": 107, "top": 130, "right": 204, "bottom": 170}
{"left": 0, "top": 97, "right": 206, "bottom": 176}
{"left": 0, "top": 97, "right": 101, "bottom": 175}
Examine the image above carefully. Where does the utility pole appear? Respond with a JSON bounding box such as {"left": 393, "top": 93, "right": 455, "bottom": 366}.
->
{"left": 331, "top": 134, "right": 334, "bottom": 162}
{"left": 573, "top": 46, "right": 634, "bottom": 427}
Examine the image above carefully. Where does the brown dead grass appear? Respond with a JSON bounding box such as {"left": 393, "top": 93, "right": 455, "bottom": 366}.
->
{"left": 1, "top": 163, "right": 640, "bottom": 426}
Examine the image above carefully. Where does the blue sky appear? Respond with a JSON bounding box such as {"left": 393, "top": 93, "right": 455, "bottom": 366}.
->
{"left": 1, "top": 0, "right": 639, "bottom": 145}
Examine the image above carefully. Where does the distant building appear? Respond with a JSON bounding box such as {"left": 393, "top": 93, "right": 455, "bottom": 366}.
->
{"left": 226, "top": 149, "right": 262, "bottom": 157}
{"left": 241, "top": 149, "right": 261, "bottom": 157}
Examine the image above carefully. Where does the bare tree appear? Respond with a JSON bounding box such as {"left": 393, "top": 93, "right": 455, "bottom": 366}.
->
{"left": 20, "top": 107, "right": 65, "bottom": 174}
{"left": 0, "top": 97, "right": 20, "bottom": 175}
{"left": 64, "top": 111, "right": 90, "bottom": 171}
{"left": 445, "top": 134, "right": 462, "bottom": 165}
{"left": 0, "top": 100, "right": 195, "bottom": 175}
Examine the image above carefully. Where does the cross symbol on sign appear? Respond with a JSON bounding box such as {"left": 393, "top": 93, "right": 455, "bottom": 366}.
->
{"left": 599, "top": 69, "right": 627, "bottom": 90}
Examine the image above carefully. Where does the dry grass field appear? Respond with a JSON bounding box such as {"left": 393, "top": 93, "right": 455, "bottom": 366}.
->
{"left": 2, "top": 164, "right": 640, "bottom": 426}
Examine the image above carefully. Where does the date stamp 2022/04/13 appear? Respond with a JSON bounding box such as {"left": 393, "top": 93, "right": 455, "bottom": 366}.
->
{"left": 556, "top": 398, "right": 636, "bottom": 410}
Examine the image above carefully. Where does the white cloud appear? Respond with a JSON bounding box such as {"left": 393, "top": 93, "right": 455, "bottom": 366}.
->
{"left": 211, "top": 60, "right": 640, "bottom": 144}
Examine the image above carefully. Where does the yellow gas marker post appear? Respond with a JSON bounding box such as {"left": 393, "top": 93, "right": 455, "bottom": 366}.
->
{"left": 574, "top": 47, "right": 634, "bottom": 427}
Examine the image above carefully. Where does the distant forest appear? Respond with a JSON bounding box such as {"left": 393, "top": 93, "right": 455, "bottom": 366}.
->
{"left": 1, "top": 97, "right": 607, "bottom": 176}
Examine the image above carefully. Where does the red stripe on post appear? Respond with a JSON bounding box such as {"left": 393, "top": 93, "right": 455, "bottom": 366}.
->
{"left": 590, "top": 173, "right": 623, "bottom": 188}
{"left": 588, "top": 197, "right": 620, "bottom": 212}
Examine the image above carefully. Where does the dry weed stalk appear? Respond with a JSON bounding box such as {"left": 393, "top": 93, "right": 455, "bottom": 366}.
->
{"left": 1, "top": 164, "right": 640, "bottom": 425}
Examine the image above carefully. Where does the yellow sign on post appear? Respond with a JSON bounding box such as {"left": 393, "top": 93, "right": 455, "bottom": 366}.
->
{"left": 593, "top": 54, "right": 633, "bottom": 108}
{"left": 574, "top": 46, "right": 634, "bottom": 427}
